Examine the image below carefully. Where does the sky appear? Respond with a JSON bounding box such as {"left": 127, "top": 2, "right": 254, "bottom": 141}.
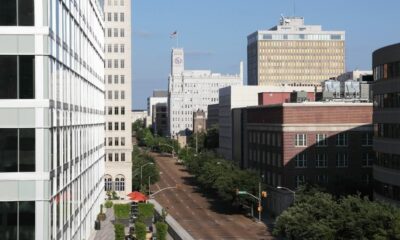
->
{"left": 131, "top": 0, "right": 400, "bottom": 109}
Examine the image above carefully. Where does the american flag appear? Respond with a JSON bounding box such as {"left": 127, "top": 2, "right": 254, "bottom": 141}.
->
{"left": 170, "top": 31, "right": 178, "bottom": 38}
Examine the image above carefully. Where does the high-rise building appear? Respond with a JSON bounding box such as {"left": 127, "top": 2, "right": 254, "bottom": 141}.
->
{"left": 372, "top": 43, "right": 400, "bottom": 206}
{"left": 104, "top": 0, "right": 132, "bottom": 198}
{"left": 0, "top": 1, "right": 105, "bottom": 239}
{"left": 147, "top": 90, "right": 168, "bottom": 131}
{"left": 247, "top": 16, "right": 345, "bottom": 86}
{"left": 168, "top": 48, "right": 243, "bottom": 137}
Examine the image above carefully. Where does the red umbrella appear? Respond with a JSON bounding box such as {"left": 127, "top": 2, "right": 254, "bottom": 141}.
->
{"left": 127, "top": 191, "right": 148, "bottom": 202}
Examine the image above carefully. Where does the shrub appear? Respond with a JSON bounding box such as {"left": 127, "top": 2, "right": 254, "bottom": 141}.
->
{"left": 156, "top": 222, "right": 168, "bottom": 240}
{"left": 114, "top": 223, "right": 125, "bottom": 240}
{"left": 137, "top": 203, "right": 154, "bottom": 222}
{"left": 105, "top": 200, "right": 113, "bottom": 208}
{"left": 114, "top": 204, "right": 131, "bottom": 219}
{"left": 135, "top": 222, "right": 147, "bottom": 240}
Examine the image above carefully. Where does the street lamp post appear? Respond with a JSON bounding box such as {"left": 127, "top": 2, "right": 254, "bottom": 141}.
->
{"left": 236, "top": 182, "right": 266, "bottom": 223}
{"left": 277, "top": 186, "right": 296, "bottom": 204}
{"left": 140, "top": 162, "right": 154, "bottom": 190}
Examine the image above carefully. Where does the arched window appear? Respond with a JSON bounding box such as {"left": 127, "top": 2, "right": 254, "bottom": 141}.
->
{"left": 105, "top": 175, "right": 113, "bottom": 191}
{"left": 115, "top": 175, "right": 125, "bottom": 191}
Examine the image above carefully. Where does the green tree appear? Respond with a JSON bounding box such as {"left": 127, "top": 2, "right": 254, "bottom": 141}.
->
{"left": 135, "top": 222, "right": 147, "bottom": 240}
{"left": 156, "top": 222, "right": 168, "bottom": 240}
{"left": 132, "top": 147, "right": 159, "bottom": 191}
{"left": 114, "top": 223, "right": 125, "bottom": 240}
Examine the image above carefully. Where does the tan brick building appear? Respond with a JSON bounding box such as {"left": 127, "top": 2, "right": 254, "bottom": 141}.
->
{"left": 247, "top": 16, "right": 345, "bottom": 86}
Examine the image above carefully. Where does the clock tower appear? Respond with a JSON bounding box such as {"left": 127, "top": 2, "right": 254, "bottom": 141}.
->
{"left": 171, "top": 48, "right": 184, "bottom": 76}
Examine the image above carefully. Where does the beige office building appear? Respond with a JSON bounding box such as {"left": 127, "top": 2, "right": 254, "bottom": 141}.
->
{"left": 103, "top": 0, "right": 132, "bottom": 198}
{"left": 247, "top": 16, "right": 345, "bottom": 86}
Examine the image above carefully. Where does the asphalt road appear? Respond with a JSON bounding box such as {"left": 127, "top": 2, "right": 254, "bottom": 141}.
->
{"left": 149, "top": 152, "right": 273, "bottom": 240}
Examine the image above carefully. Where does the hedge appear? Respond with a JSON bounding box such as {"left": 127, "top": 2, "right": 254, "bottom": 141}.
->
{"left": 156, "top": 222, "right": 168, "bottom": 240}
{"left": 105, "top": 200, "right": 113, "bottom": 208}
{"left": 114, "top": 223, "right": 125, "bottom": 240}
{"left": 138, "top": 203, "right": 154, "bottom": 222}
{"left": 135, "top": 222, "right": 147, "bottom": 240}
{"left": 114, "top": 204, "right": 131, "bottom": 219}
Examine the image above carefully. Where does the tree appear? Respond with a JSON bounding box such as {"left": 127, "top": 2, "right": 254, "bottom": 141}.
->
{"left": 156, "top": 222, "right": 168, "bottom": 240}
{"left": 114, "top": 223, "right": 125, "bottom": 240}
{"left": 132, "top": 148, "right": 160, "bottom": 191}
{"left": 135, "top": 222, "right": 147, "bottom": 240}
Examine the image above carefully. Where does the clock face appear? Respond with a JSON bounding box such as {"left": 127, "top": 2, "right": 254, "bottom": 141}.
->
{"left": 174, "top": 57, "right": 182, "bottom": 64}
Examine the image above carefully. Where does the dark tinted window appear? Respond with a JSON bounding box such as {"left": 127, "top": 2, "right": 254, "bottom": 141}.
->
{"left": 0, "top": 202, "right": 17, "bottom": 240}
{"left": 0, "top": 0, "right": 17, "bottom": 26}
{"left": 19, "top": 202, "right": 35, "bottom": 240}
{"left": 19, "top": 56, "right": 35, "bottom": 99}
{"left": 19, "top": 129, "right": 35, "bottom": 172}
{"left": 18, "top": 0, "right": 34, "bottom": 26}
{"left": 0, "top": 129, "right": 18, "bottom": 172}
{"left": 0, "top": 56, "right": 18, "bottom": 98}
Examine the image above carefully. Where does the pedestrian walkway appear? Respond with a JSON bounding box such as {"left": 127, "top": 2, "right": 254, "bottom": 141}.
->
{"left": 89, "top": 208, "right": 116, "bottom": 240}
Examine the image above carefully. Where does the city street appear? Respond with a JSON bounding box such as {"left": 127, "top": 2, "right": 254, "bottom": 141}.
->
{"left": 149, "top": 152, "right": 273, "bottom": 240}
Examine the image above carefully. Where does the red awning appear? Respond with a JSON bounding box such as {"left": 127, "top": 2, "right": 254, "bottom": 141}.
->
{"left": 127, "top": 191, "right": 148, "bottom": 202}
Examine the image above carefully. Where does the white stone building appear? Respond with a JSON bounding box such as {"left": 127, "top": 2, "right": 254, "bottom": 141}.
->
{"left": 0, "top": 0, "right": 105, "bottom": 239}
{"left": 147, "top": 90, "right": 168, "bottom": 128}
{"left": 168, "top": 48, "right": 243, "bottom": 137}
{"left": 103, "top": 0, "right": 133, "bottom": 199}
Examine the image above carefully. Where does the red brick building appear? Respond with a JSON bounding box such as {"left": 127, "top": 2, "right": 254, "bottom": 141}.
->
{"left": 238, "top": 102, "right": 373, "bottom": 215}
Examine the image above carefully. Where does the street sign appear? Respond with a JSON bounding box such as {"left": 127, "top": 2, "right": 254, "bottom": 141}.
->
{"left": 237, "top": 191, "right": 247, "bottom": 195}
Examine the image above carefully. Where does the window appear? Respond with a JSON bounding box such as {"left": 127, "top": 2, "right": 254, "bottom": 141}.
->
{"left": 114, "top": 91, "right": 119, "bottom": 99}
{"left": 108, "top": 122, "right": 112, "bottom": 131}
{"left": 114, "top": 107, "right": 119, "bottom": 115}
{"left": 105, "top": 177, "right": 112, "bottom": 191}
{"left": 121, "top": 122, "right": 125, "bottom": 130}
{"left": 108, "top": 137, "right": 112, "bottom": 146}
{"left": 115, "top": 138, "right": 119, "bottom": 146}
{"left": 0, "top": 129, "right": 35, "bottom": 172}
{"left": 121, "top": 153, "right": 125, "bottom": 161}
{"left": 107, "top": 28, "right": 112, "bottom": 37}
{"left": 120, "top": 60, "right": 125, "bottom": 68}
{"left": 107, "top": 44, "right": 112, "bottom": 53}
{"left": 336, "top": 133, "right": 348, "bottom": 146}
{"left": 336, "top": 153, "right": 348, "bottom": 167}
{"left": 0, "top": 0, "right": 34, "bottom": 26}
{"left": 107, "top": 91, "right": 112, "bottom": 99}
{"left": 114, "top": 59, "right": 118, "bottom": 68}
{"left": 121, "top": 107, "right": 125, "bottom": 115}
{"left": 108, "top": 107, "right": 112, "bottom": 115}
{"left": 121, "top": 91, "right": 125, "bottom": 99}
{"left": 316, "top": 134, "right": 327, "bottom": 146}
{"left": 120, "top": 75, "right": 125, "bottom": 84}
{"left": 108, "top": 153, "right": 112, "bottom": 161}
{"left": 107, "top": 75, "right": 112, "bottom": 84}
{"left": 121, "top": 137, "right": 125, "bottom": 146}
{"left": 107, "top": 12, "right": 111, "bottom": 21}
{"left": 316, "top": 153, "right": 327, "bottom": 168}
{"left": 114, "top": 122, "right": 119, "bottom": 131}
{"left": 114, "top": 75, "right": 119, "bottom": 84}
{"left": 107, "top": 60, "right": 112, "bottom": 68}
{"left": 120, "top": 28, "right": 125, "bottom": 37}
{"left": 295, "top": 153, "right": 307, "bottom": 168}
{"left": 316, "top": 175, "right": 328, "bottom": 184}
{"left": 114, "top": 44, "right": 118, "bottom": 53}
{"left": 114, "top": 28, "right": 118, "bottom": 37}
{"left": 0, "top": 56, "right": 35, "bottom": 99}
{"left": 362, "top": 152, "right": 374, "bottom": 167}
{"left": 115, "top": 177, "right": 125, "bottom": 191}
{"left": 120, "top": 44, "right": 125, "bottom": 53}
{"left": 295, "top": 175, "right": 305, "bottom": 188}
{"left": 362, "top": 133, "right": 373, "bottom": 146}
{"left": 115, "top": 153, "right": 119, "bottom": 162}
{"left": 120, "top": 13, "right": 124, "bottom": 22}
{"left": 0, "top": 201, "right": 35, "bottom": 240}
{"left": 295, "top": 133, "right": 307, "bottom": 147}
{"left": 114, "top": 12, "right": 118, "bottom": 21}
{"left": 120, "top": 0, "right": 124, "bottom": 5}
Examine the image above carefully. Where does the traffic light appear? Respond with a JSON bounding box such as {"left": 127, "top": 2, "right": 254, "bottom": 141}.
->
{"left": 261, "top": 191, "right": 267, "bottom": 198}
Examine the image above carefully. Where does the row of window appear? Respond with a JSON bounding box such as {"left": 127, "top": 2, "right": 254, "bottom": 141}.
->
{"left": 0, "top": 0, "right": 34, "bottom": 26}
{"left": 106, "top": 59, "right": 125, "bottom": 69}
{"left": 106, "top": 153, "right": 126, "bottom": 162}
{"left": 376, "top": 123, "right": 400, "bottom": 139}
{"left": 106, "top": 75, "right": 125, "bottom": 84}
{"left": 374, "top": 61, "right": 400, "bottom": 81}
{"left": 374, "top": 92, "right": 400, "bottom": 108}
{"left": 294, "top": 133, "right": 373, "bottom": 147}
{"left": 0, "top": 129, "right": 35, "bottom": 172}
{"left": 106, "top": 0, "right": 125, "bottom": 6}
{"left": 374, "top": 180, "right": 400, "bottom": 201}
{"left": 106, "top": 28, "right": 125, "bottom": 38}
{"left": 107, "top": 90, "right": 126, "bottom": 100}
{"left": 107, "top": 106, "right": 126, "bottom": 115}
{"left": 106, "top": 137, "right": 126, "bottom": 146}
{"left": 106, "top": 12, "right": 125, "bottom": 22}
{"left": 0, "top": 201, "right": 35, "bottom": 240}
{"left": 0, "top": 56, "right": 35, "bottom": 99}
{"left": 375, "top": 152, "right": 400, "bottom": 170}
{"left": 248, "top": 131, "right": 282, "bottom": 147}
{"left": 294, "top": 152, "right": 374, "bottom": 168}
{"left": 106, "top": 44, "right": 125, "bottom": 53}
{"left": 104, "top": 177, "right": 125, "bottom": 191}
{"left": 107, "top": 122, "right": 126, "bottom": 131}
{"left": 294, "top": 174, "right": 371, "bottom": 188}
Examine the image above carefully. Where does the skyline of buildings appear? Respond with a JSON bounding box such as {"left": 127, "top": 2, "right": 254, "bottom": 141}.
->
{"left": 247, "top": 16, "right": 345, "bottom": 86}
{"left": 0, "top": 1, "right": 106, "bottom": 239}
{"left": 103, "top": 0, "right": 133, "bottom": 198}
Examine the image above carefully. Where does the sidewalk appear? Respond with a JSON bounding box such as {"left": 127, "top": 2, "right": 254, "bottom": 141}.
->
{"left": 89, "top": 208, "right": 116, "bottom": 240}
